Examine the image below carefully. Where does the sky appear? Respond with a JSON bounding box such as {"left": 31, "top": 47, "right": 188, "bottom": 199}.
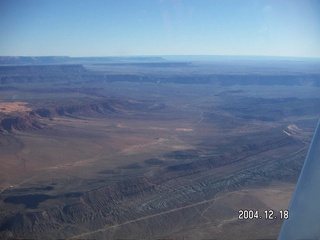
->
{"left": 0, "top": 0, "right": 319, "bottom": 58}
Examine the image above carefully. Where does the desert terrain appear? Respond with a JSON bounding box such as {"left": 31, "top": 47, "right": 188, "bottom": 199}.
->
{"left": 0, "top": 56, "right": 319, "bottom": 239}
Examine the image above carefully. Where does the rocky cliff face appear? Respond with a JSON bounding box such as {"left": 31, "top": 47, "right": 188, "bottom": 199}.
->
{"left": 0, "top": 115, "right": 42, "bottom": 132}
{"left": 0, "top": 65, "right": 86, "bottom": 75}
{"left": 0, "top": 65, "right": 87, "bottom": 84}
{"left": 0, "top": 99, "right": 166, "bottom": 133}
{"left": 53, "top": 100, "right": 117, "bottom": 117}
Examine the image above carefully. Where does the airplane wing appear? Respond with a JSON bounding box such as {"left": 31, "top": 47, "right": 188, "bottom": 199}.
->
{"left": 278, "top": 119, "right": 320, "bottom": 239}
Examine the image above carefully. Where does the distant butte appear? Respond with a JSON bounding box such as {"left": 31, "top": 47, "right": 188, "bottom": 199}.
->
{"left": 0, "top": 99, "right": 166, "bottom": 133}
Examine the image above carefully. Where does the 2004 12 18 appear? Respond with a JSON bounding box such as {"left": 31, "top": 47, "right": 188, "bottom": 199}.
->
{"left": 238, "top": 209, "right": 289, "bottom": 220}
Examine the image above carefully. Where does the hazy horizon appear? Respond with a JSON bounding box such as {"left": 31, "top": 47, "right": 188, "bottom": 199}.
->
{"left": 1, "top": 55, "right": 320, "bottom": 61}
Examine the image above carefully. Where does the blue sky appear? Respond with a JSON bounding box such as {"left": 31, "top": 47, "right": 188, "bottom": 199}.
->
{"left": 0, "top": 0, "right": 319, "bottom": 57}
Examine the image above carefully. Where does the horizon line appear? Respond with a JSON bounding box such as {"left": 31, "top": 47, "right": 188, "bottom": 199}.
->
{"left": 1, "top": 55, "right": 320, "bottom": 61}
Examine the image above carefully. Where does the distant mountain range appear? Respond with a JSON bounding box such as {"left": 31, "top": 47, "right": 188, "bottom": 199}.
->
{"left": 1, "top": 55, "right": 319, "bottom": 66}
{"left": 0, "top": 56, "right": 166, "bottom": 65}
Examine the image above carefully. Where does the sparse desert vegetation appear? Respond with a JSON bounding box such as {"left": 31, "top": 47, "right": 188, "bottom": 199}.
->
{"left": 0, "top": 57, "right": 319, "bottom": 239}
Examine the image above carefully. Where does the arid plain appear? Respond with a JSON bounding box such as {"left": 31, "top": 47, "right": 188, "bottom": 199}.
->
{"left": 0, "top": 57, "right": 320, "bottom": 239}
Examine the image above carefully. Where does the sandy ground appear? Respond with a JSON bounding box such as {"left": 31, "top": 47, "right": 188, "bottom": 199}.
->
{"left": 0, "top": 102, "right": 31, "bottom": 114}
